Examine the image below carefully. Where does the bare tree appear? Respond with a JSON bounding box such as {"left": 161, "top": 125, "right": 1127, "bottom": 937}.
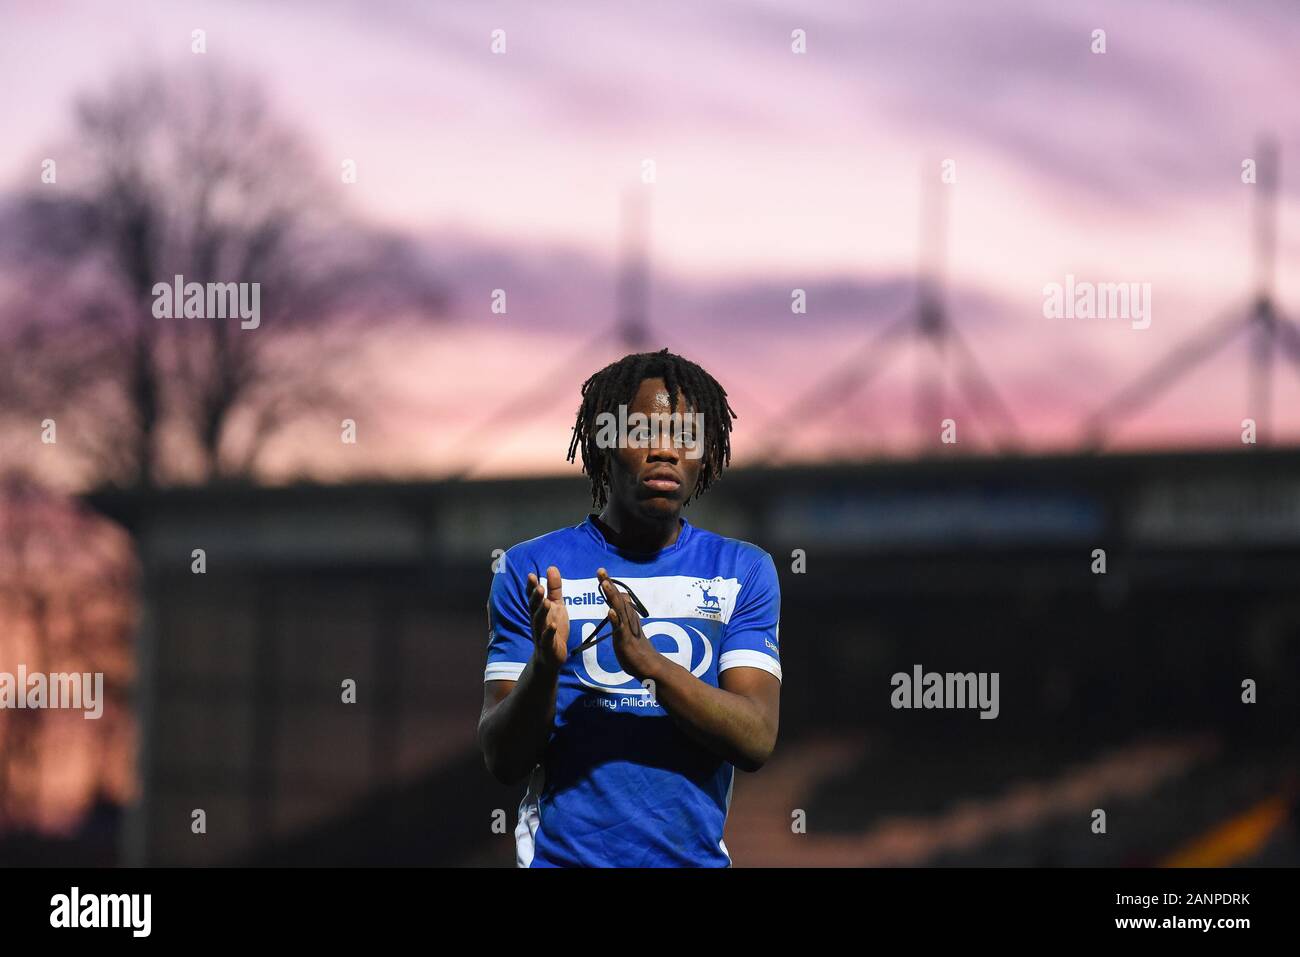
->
{"left": 0, "top": 65, "right": 444, "bottom": 839}
{"left": 0, "top": 64, "right": 445, "bottom": 489}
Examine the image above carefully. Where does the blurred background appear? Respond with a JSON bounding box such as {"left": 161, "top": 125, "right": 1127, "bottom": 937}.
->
{"left": 0, "top": 0, "right": 1297, "bottom": 866}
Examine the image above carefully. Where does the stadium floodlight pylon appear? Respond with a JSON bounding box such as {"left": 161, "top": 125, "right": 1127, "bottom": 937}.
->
{"left": 766, "top": 170, "right": 1021, "bottom": 462}
{"left": 1081, "top": 135, "right": 1299, "bottom": 449}
{"left": 444, "top": 189, "right": 654, "bottom": 478}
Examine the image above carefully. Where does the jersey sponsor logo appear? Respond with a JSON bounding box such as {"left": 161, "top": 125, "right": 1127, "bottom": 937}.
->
{"left": 573, "top": 620, "right": 714, "bottom": 694}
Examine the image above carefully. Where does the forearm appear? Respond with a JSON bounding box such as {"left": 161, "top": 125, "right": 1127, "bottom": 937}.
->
{"left": 478, "top": 656, "right": 560, "bottom": 784}
{"left": 639, "top": 657, "right": 777, "bottom": 771}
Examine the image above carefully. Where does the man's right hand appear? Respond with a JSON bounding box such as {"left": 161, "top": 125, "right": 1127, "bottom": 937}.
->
{"left": 481, "top": 566, "right": 567, "bottom": 784}
{"left": 526, "top": 566, "right": 569, "bottom": 669}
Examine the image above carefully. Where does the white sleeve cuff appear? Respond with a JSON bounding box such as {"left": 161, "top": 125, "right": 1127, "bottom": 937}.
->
{"left": 484, "top": 661, "right": 527, "bottom": 682}
{"left": 718, "top": 650, "right": 782, "bottom": 682}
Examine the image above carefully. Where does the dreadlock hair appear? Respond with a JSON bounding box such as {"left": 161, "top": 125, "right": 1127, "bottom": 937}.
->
{"left": 567, "top": 348, "right": 736, "bottom": 509}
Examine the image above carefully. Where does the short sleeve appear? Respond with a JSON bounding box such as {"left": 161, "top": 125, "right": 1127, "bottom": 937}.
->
{"left": 484, "top": 551, "right": 535, "bottom": 682}
{"left": 718, "top": 551, "right": 782, "bottom": 681}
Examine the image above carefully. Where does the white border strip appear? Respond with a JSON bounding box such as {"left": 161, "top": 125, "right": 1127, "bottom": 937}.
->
{"left": 718, "top": 650, "right": 782, "bottom": 682}
{"left": 484, "top": 661, "right": 527, "bottom": 682}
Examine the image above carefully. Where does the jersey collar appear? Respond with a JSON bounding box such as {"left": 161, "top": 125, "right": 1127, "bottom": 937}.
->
{"left": 581, "top": 513, "right": 693, "bottom": 560}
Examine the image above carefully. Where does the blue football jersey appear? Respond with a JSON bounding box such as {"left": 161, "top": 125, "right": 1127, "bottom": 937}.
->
{"left": 484, "top": 515, "right": 782, "bottom": 867}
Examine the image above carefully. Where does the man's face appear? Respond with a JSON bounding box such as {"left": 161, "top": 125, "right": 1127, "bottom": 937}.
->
{"left": 604, "top": 377, "right": 704, "bottom": 521}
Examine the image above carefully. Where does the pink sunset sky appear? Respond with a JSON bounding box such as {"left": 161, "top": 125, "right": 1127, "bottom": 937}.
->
{"left": 3, "top": 0, "right": 1300, "bottom": 482}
